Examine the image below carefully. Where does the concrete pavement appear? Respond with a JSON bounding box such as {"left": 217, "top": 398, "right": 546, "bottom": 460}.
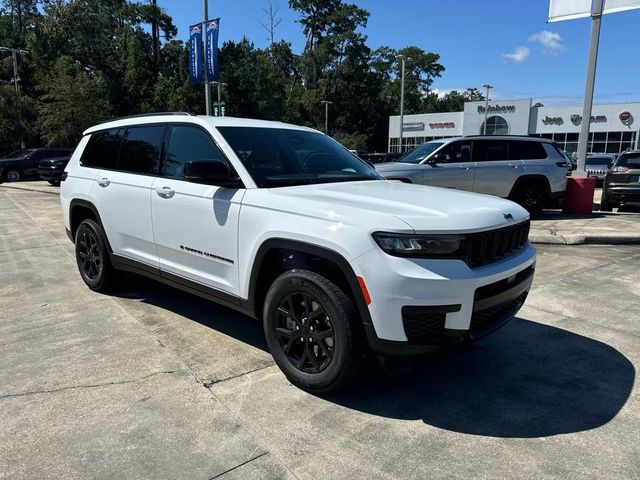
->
{"left": 1, "top": 184, "right": 640, "bottom": 479}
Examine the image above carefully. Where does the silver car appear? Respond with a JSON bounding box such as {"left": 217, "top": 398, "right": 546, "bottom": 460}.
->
{"left": 586, "top": 154, "right": 616, "bottom": 183}
{"left": 376, "top": 135, "right": 568, "bottom": 214}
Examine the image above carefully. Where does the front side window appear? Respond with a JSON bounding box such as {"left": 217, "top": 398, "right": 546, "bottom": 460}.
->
{"left": 217, "top": 127, "right": 382, "bottom": 188}
{"left": 473, "top": 140, "right": 508, "bottom": 162}
{"left": 119, "top": 125, "right": 165, "bottom": 175}
{"left": 80, "top": 129, "right": 123, "bottom": 169}
{"left": 397, "top": 141, "right": 444, "bottom": 164}
{"left": 434, "top": 141, "right": 472, "bottom": 163}
{"left": 164, "top": 125, "right": 227, "bottom": 179}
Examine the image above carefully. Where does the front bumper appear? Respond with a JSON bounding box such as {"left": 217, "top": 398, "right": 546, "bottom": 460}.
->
{"left": 351, "top": 243, "right": 536, "bottom": 355}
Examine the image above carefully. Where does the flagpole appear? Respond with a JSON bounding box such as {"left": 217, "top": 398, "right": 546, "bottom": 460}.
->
{"left": 203, "top": 0, "right": 212, "bottom": 115}
{"left": 575, "top": 0, "right": 604, "bottom": 176}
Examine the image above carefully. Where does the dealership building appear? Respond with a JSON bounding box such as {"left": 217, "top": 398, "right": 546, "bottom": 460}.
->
{"left": 388, "top": 99, "right": 640, "bottom": 155}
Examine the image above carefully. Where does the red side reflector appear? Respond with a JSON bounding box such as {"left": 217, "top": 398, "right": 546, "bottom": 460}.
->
{"left": 61, "top": 171, "right": 68, "bottom": 181}
{"left": 357, "top": 276, "right": 371, "bottom": 305}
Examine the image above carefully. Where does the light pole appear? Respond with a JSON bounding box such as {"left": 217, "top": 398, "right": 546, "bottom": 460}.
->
{"left": 482, "top": 84, "right": 492, "bottom": 135}
{"left": 397, "top": 54, "right": 408, "bottom": 153}
{"left": 212, "top": 81, "right": 227, "bottom": 115}
{"left": 321, "top": 100, "right": 332, "bottom": 134}
{"left": 0, "top": 46, "right": 28, "bottom": 148}
{"left": 202, "top": 0, "right": 212, "bottom": 115}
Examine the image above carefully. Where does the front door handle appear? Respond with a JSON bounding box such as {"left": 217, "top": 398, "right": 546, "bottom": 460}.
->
{"left": 97, "top": 177, "right": 110, "bottom": 187}
{"left": 458, "top": 165, "right": 470, "bottom": 170}
{"left": 508, "top": 163, "right": 519, "bottom": 168}
{"left": 155, "top": 186, "right": 175, "bottom": 199}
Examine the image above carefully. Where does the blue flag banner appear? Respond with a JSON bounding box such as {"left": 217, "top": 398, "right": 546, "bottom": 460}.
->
{"left": 189, "top": 24, "right": 203, "bottom": 83}
{"left": 205, "top": 18, "right": 220, "bottom": 82}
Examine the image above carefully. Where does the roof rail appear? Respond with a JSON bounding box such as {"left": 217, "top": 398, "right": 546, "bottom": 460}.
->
{"left": 100, "top": 112, "right": 193, "bottom": 123}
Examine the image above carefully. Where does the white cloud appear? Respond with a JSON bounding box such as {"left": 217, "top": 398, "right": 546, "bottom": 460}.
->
{"left": 502, "top": 46, "right": 530, "bottom": 63}
{"left": 528, "top": 30, "right": 565, "bottom": 55}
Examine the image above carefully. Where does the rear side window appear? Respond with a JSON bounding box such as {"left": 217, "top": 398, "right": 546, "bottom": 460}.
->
{"left": 509, "top": 141, "right": 547, "bottom": 160}
{"left": 472, "top": 140, "right": 508, "bottom": 162}
{"left": 119, "top": 125, "right": 165, "bottom": 175}
{"left": 164, "top": 125, "right": 227, "bottom": 179}
{"left": 80, "top": 129, "right": 122, "bottom": 169}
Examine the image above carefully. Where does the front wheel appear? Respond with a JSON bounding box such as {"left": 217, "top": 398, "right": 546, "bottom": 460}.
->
{"left": 513, "top": 185, "right": 545, "bottom": 216}
{"left": 263, "top": 269, "right": 365, "bottom": 394}
{"left": 4, "top": 168, "right": 21, "bottom": 183}
{"left": 600, "top": 192, "right": 615, "bottom": 212}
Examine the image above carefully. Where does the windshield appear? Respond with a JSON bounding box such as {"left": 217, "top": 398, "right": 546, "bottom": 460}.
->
{"left": 217, "top": 127, "right": 383, "bottom": 188}
{"left": 397, "top": 142, "right": 444, "bottom": 164}
{"left": 615, "top": 152, "right": 640, "bottom": 169}
{"left": 4, "top": 149, "right": 35, "bottom": 159}
{"left": 586, "top": 156, "right": 613, "bottom": 166}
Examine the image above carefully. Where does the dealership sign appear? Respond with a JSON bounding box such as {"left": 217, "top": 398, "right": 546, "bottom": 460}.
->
{"left": 429, "top": 122, "right": 455, "bottom": 129}
{"left": 402, "top": 122, "right": 425, "bottom": 132}
{"left": 477, "top": 104, "right": 516, "bottom": 114}
{"left": 570, "top": 114, "right": 607, "bottom": 125}
{"left": 619, "top": 111, "right": 633, "bottom": 125}
{"left": 542, "top": 116, "right": 564, "bottom": 125}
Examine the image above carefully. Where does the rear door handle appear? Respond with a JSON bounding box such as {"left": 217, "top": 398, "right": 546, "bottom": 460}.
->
{"left": 508, "top": 163, "right": 519, "bottom": 168}
{"left": 97, "top": 177, "right": 110, "bottom": 187}
{"left": 155, "top": 186, "right": 175, "bottom": 199}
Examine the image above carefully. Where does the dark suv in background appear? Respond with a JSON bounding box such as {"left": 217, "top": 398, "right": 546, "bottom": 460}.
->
{"left": 38, "top": 151, "right": 75, "bottom": 185}
{"left": 0, "top": 148, "right": 74, "bottom": 183}
{"left": 601, "top": 150, "right": 640, "bottom": 211}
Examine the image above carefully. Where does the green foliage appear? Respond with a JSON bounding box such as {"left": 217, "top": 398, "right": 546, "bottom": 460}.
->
{"left": 0, "top": 0, "right": 477, "bottom": 153}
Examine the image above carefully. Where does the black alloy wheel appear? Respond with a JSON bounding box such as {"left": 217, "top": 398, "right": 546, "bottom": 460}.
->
{"left": 74, "top": 219, "right": 115, "bottom": 291}
{"left": 77, "top": 228, "right": 102, "bottom": 281}
{"left": 275, "top": 292, "right": 335, "bottom": 374}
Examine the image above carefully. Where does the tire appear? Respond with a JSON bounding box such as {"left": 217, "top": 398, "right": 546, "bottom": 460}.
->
{"left": 4, "top": 168, "right": 21, "bottom": 183}
{"left": 74, "top": 219, "right": 115, "bottom": 292}
{"left": 513, "top": 185, "right": 545, "bottom": 216}
{"left": 48, "top": 180, "right": 61, "bottom": 186}
{"left": 600, "top": 192, "right": 615, "bottom": 212}
{"left": 263, "top": 269, "right": 365, "bottom": 394}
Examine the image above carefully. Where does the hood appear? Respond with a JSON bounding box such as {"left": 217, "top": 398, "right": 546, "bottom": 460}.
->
{"left": 245, "top": 180, "right": 529, "bottom": 233}
{"left": 375, "top": 162, "right": 421, "bottom": 174}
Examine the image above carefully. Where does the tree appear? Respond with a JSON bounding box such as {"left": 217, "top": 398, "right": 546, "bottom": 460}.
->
{"left": 36, "top": 56, "right": 111, "bottom": 146}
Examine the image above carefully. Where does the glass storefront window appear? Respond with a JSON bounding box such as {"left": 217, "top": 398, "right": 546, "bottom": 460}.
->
{"left": 566, "top": 133, "right": 579, "bottom": 142}
{"left": 622, "top": 132, "right": 633, "bottom": 141}
{"left": 553, "top": 133, "right": 566, "bottom": 142}
{"left": 590, "top": 143, "right": 605, "bottom": 153}
{"left": 608, "top": 132, "right": 622, "bottom": 141}
{"left": 606, "top": 142, "right": 621, "bottom": 154}
{"left": 565, "top": 143, "right": 577, "bottom": 153}
{"left": 593, "top": 132, "right": 607, "bottom": 142}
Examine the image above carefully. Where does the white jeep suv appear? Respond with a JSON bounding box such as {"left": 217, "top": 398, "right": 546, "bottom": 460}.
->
{"left": 61, "top": 113, "right": 536, "bottom": 393}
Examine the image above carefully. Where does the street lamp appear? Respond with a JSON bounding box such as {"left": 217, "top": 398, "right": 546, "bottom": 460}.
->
{"left": 0, "top": 46, "right": 29, "bottom": 148}
{"left": 212, "top": 81, "right": 227, "bottom": 115}
{"left": 202, "top": 0, "right": 212, "bottom": 115}
{"left": 482, "top": 84, "right": 493, "bottom": 135}
{"left": 321, "top": 100, "right": 332, "bottom": 134}
{"left": 397, "top": 54, "right": 409, "bottom": 153}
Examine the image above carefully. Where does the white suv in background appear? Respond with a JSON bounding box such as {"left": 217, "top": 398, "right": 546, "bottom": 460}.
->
{"left": 376, "top": 136, "right": 568, "bottom": 215}
{"left": 60, "top": 114, "right": 536, "bottom": 393}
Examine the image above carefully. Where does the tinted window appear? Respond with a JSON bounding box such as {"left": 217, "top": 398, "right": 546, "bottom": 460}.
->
{"left": 616, "top": 152, "right": 640, "bottom": 169}
{"left": 30, "top": 150, "right": 49, "bottom": 161}
{"left": 164, "top": 125, "right": 226, "bottom": 179}
{"left": 218, "top": 127, "right": 382, "bottom": 188}
{"left": 434, "top": 141, "right": 472, "bottom": 163}
{"left": 472, "top": 140, "right": 508, "bottom": 162}
{"left": 509, "top": 141, "right": 547, "bottom": 160}
{"left": 80, "top": 129, "right": 123, "bottom": 169}
{"left": 119, "top": 126, "right": 165, "bottom": 175}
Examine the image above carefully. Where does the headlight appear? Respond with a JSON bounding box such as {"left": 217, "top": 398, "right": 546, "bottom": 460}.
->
{"left": 372, "top": 232, "right": 466, "bottom": 258}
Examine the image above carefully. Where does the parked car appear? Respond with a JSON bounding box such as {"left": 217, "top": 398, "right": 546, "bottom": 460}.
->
{"left": 61, "top": 113, "right": 535, "bottom": 393}
{"left": 0, "top": 147, "right": 74, "bottom": 183}
{"left": 600, "top": 150, "right": 640, "bottom": 211}
{"left": 585, "top": 154, "right": 616, "bottom": 184}
{"left": 375, "top": 136, "right": 568, "bottom": 215}
{"left": 38, "top": 153, "right": 74, "bottom": 185}
{"left": 561, "top": 150, "right": 576, "bottom": 173}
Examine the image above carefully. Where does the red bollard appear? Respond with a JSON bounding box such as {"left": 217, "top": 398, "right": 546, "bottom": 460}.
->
{"left": 563, "top": 177, "right": 596, "bottom": 215}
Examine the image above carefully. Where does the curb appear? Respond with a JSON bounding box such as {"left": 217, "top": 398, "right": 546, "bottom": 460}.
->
{"left": 529, "top": 232, "right": 640, "bottom": 245}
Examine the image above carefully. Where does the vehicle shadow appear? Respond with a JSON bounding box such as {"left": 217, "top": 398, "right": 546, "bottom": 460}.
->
{"left": 329, "top": 318, "right": 635, "bottom": 438}
{"left": 111, "top": 273, "right": 269, "bottom": 352}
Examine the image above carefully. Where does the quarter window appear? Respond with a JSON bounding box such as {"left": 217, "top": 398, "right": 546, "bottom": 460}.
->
{"left": 119, "top": 126, "right": 165, "bottom": 175}
{"left": 508, "top": 141, "right": 547, "bottom": 160}
{"left": 164, "top": 125, "right": 227, "bottom": 179}
{"left": 472, "top": 140, "right": 508, "bottom": 162}
{"left": 80, "top": 129, "right": 123, "bottom": 169}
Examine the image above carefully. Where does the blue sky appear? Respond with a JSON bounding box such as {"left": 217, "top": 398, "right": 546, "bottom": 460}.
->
{"left": 163, "top": 0, "right": 640, "bottom": 106}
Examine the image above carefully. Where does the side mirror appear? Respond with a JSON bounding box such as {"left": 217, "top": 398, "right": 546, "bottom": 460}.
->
{"left": 426, "top": 154, "right": 442, "bottom": 165}
{"left": 183, "top": 160, "right": 241, "bottom": 187}
{"left": 365, "top": 160, "right": 375, "bottom": 169}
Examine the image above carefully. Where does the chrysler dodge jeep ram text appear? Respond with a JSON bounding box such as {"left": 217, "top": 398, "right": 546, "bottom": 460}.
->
{"left": 60, "top": 113, "right": 536, "bottom": 393}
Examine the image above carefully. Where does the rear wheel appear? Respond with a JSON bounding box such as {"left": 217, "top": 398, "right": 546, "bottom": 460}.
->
{"left": 4, "top": 168, "right": 21, "bottom": 183}
{"left": 600, "top": 192, "right": 616, "bottom": 212}
{"left": 75, "top": 219, "right": 115, "bottom": 292}
{"left": 513, "top": 185, "right": 545, "bottom": 216}
{"left": 48, "top": 180, "right": 61, "bottom": 186}
{"left": 263, "top": 269, "right": 365, "bottom": 394}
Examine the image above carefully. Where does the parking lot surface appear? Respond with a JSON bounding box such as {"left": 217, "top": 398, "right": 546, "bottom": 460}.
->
{"left": 1, "top": 185, "right": 639, "bottom": 479}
